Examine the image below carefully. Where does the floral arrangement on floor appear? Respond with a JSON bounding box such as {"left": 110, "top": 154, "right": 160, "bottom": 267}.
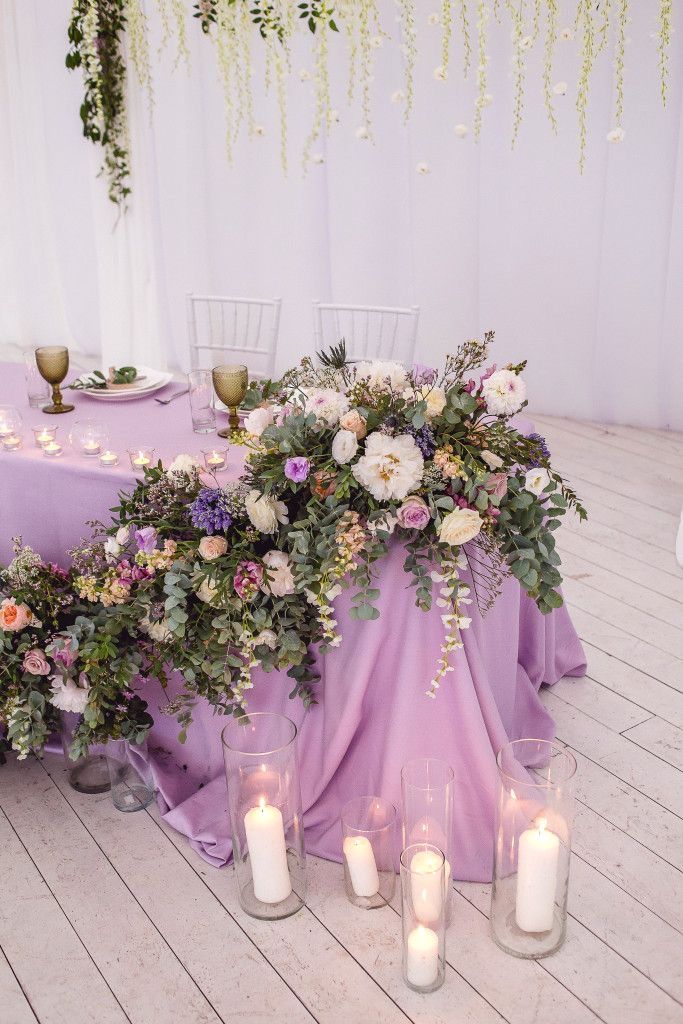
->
{"left": 67, "top": 0, "right": 674, "bottom": 203}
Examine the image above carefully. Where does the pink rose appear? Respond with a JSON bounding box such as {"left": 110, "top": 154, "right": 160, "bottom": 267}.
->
{"left": 51, "top": 637, "right": 78, "bottom": 668}
{"left": 198, "top": 536, "right": 228, "bottom": 561}
{"left": 397, "top": 495, "right": 431, "bottom": 531}
{"left": 234, "top": 560, "right": 264, "bottom": 600}
{"left": 484, "top": 473, "right": 508, "bottom": 500}
{"left": 23, "top": 648, "right": 50, "bottom": 675}
{"left": 339, "top": 409, "right": 368, "bottom": 440}
{"left": 0, "top": 598, "right": 33, "bottom": 632}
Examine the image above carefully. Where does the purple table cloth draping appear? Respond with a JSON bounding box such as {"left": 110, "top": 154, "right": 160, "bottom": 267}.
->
{"left": 0, "top": 360, "right": 585, "bottom": 881}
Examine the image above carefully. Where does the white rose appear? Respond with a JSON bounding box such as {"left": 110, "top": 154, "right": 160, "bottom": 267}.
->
{"left": 331, "top": 429, "right": 359, "bottom": 465}
{"left": 167, "top": 454, "right": 202, "bottom": 477}
{"left": 198, "top": 536, "right": 228, "bottom": 561}
{"left": 244, "top": 406, "right": 275, "bottom": 437}
{"left": 422, "top": 386, "right": 447, "bottom": 419}
{"left": 355, "top": 360, "right": 408, "bottom": 392}
{"left": 104, "top": 537, "right": 121, "bottom": 557}
{"left": 439, "top": 508, "right": 483, "bottom": 546}
{"left": 524, "top": 468, "right": 553, "bottom": 496}
{"left": 481, "top": 450, "right": 504, "bottom": 470}
{"left": 245, "top": 490, "right": 289, "bottom": 535}
{"left": 196, "top": 579, "right": 220, "bottom": 605}
{"left": 115, "top": 525, "right": 130, "bottom": 546}
{"left": 254, "top": 629, "right": 278, "bottom": 650}
{"left": 352, "top": 432, "right": 424, "bottom": 502}
{"left": 262, "top": 550, "right": 296, "bottom": 597}
{"left": 481, "top": 369, "right": 527, "bottom": 417}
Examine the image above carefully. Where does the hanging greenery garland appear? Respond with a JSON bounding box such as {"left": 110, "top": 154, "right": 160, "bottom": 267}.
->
{"left": 66, "top": 0, "right": 675, "bottom": 206}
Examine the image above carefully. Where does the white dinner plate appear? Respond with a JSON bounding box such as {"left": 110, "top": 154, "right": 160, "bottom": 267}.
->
{"left": 77, "top": 367, "right": 174, "bottom": 402}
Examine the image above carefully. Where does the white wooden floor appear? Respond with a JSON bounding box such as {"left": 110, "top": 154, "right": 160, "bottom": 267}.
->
{"left": 1, "top": 416, "right": 682, "bottom": 1024}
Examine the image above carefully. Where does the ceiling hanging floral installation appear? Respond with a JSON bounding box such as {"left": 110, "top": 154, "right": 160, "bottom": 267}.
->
{"left": 66, "top": 0, "right": 674, "bottom": 205}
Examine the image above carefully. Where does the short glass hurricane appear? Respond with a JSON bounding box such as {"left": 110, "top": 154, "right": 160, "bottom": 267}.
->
{"left": 69, "top": 419, "right": 109, "bottom": 458}
{"left": 2, "top": 433, "right": 23, "bottom": 452}
{"left": 202, "top": 446, "right": 229, "bottom": 473}
{"left": 341, "top": 796, "right": 397, "bottom": 909}
{"left": 222, "top": 712, "right": 306, "bottom": 920}
{"left": 128, "top": 447, "right": 156, "bottom": 470}
{"left": 0, "top": 406, "right": 23, "bottom": 438}
{"left": 490, "top": 739, "right": 577, "bottom": 959}
{"left": 106, "top": 740, "right": 156, "bottom": 813}
{"left": 24, "top": 348, "right": 51, "bottom": 408}
{"left": 401, "top": 758, "right": 454, "bottom": 921}
{"left": 61, "top": 712, "right": 110, "bottom": 794}
{"left": 400, "top": 843, "right": 447, "bottom": 993}
{"left": 32, "top": 424, "right": 58, "bottom": 448}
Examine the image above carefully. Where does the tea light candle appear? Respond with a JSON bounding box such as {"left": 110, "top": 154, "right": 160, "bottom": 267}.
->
{"left": 203, "top": 448, "right": 228, "bottom": 472}
{"left": 99, "top": 450, "right": 119, "bottom": 468}
{"left": 406, "top": 925, "right": 439, "bottom": 988}
{"left": 82, "top": 438, "right": 101, "bottom": 456}
{"left": 33, "top": 426, "right": 56, "bottom": 448}
{"left": 43, "top": 441, "right": 62, "bottom": 458}
{"left": 128, "top": 448, "right": 155, "bottom": 469}
{"left": 343, "top": 836, "right": 380, "bottom": 898}
{"left": 2, "top": 434, "right": 22, "bottom": 452}
{"left": 243, "top": 797, "right": 292, "bottom": 904}
{"left": 515, "top": 817, "right": 560, "bottom": 933}
{"left": 410, "top": 849, "right": 450, "bottom": 924}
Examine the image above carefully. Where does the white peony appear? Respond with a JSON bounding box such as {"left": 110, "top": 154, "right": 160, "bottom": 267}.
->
{"left": 49, "top": 674, "right": 90, "bottom": 714}
{"left": 167, "top": 453, "right": 202, "bottom": 478}
{"left": 244, "top": 406, "right": 275, "bottom": 437}
{"left": 196, "top": 579, "right": 220, "bottom": 605}
{"left": 140, "top": 615, "right": 172, "bottom": 642}
{"left": 524, "top": 467, "right": 553, "bottom": 496}
{"left": 439, "top": 508, "right": 483, "bottom": 546}
{"left": 262, "top": 550, "right": 296, "bottom": 597}
{"left": 301, "top": 388, "right": 350, "bottom": 427}
{"left": 115, "top": 525, "right": 130, "bottom": 546}
{"left": 254, "top": 629, "right": 278, "bottom": 650}
{"left": 245, "top": 490, "right": 289, "bottom": 534}
{"left": 104, "top": 537, "right": 121, "bottom": 558}
{"left": 481, "top": 450, "right": 504, "bottom": 470}
{"left": 356, "top": 360, "right": 408, "bottom": 392}
{"left": 481, "top": 369, "right": 527, "bottom": 416}
{"left": 404, "top": 385, "right": 447, "bottom": 420}
{"left": 331, "top": 429, "right": 359, "bottom": 465}
{"left": 352, "top": 432, "right": 424, "bottom": 501}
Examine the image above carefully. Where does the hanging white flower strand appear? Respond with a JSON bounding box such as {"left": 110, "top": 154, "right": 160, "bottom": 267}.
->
{"left": 657, "top": 0, "right": 672, "bottom": 106}
{"left": 474, "top": 0, "right": 491, "bottom": 140}
{"left": 396, "top": 0, "right": 417, "bottom": 120}
{"left": 542, "top": 0, "right": 559, "bottom": 133}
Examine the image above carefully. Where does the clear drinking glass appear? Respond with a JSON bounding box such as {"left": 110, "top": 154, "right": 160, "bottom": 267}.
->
{"left": 24, "top": 349, "right": 50, "bottom": 408}
{"left": 401, "top": 758, "right": 454, "bottom": 920}
{"left": 341, "top": 796, "right": 397, "bottom": 909}
{"left": 188, "top": 368, "right": 216, "bottom": 434}
{"left": 491, "top": 739, "right": 577, "bottom": 958}
{"left": 222, "top": 712, "right": 306, "bottom": 920}
{"left": 106, "top": 740, "right": 156, "bottom": 813}
{"left": 60, "top": 712, "right": 110, "bottom": 794}
{"left": 400, "top": 843, "right": 447, "bottom": 992}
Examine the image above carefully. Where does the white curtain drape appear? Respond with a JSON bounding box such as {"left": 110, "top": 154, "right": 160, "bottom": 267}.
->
{"left": 1, "top": 0, "right": 681, "bottom": 428}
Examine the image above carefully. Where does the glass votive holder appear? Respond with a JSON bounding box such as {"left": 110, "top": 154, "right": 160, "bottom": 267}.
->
{"left": 222, "top": 712, "right": 306, "bottom": 921}
{"left": 189, "top": 368, "right": 216, "bottom": 434}
{"left": 202, "top": 446, "right": 229, "bottom": 473}
{"left": 42, "top": 441, "right": 63, "bottom": 458}
{"left": 401, "top": 758, "right": 454, "bottom": 921}
{"left": 400, "top": 843, "right": 446, "bottom": 993}
{"left": 490, "top": 739, "right": 576, "bottom": 959}
{"left": 341, "top": 796, "right": 397, "bottom": 909}
{"left": 128, "top": 447, "right": 156, "bottom": 470}
{"left": 33, "top": 424, "right": 58, "bottom": 448}
{"left": 2, "top": 434, "right": 23, "bottom": 452}
{"left": 99, "top": 450, "right": 119, "bottom": 468}
{"left": 69, "top": 419, "right": 109, "bottom": 457}
{"left": 105, "top": 740, "right": 156, "bottom": 813}
{"left": 0, "top": 405, "right": 23, "bottom": 438}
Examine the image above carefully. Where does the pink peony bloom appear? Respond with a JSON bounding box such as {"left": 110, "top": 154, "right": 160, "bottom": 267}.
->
{"left": 23, "top": 648, "right": 50, "bottom": 675}
{"left": 397, "top": 495, "right": 431, "bottom": 530}
{"left": 234, "top": 561, "right": 264, "bottom": 600}
{"left": 0, "top": 598, "right": 33, "bottom": 632}
{"left": 52, "top": 637, "right": 78, "bottom": 668}
{"left": 484, "top": 473, "right": 508, "bottom": 500}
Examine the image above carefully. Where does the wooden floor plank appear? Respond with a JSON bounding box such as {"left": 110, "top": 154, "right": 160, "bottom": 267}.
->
{"left": 577, "top": 642, "right": 683, "bottom": 730}
{"left": 565, "top": 579, "right": 683, "bottom": 659}
{"left": 0, "top": 756, "right": 222, "bottom": 1024}
{"left": 551, "top": 674, "right": 653, "bottom": 733}
{"left": 560, "top": 548, "right": 683, "bottom": 626}
{"left": 562, "top": 517, "right": 682, "bottom": 580}
{"left": 622, "top": 717, "right": 683, "bottom": 772}
{"left": 557, "top": 530, "right": 683, "bottom": 605}
{"left": 533, "top": 415, "right": 683, "bottom": 471}
{"left": 41, "top": 755, "right": 316, "bottom": 1024}
{"left": 0, "top": 946, "right": 40, "bottom": 1024}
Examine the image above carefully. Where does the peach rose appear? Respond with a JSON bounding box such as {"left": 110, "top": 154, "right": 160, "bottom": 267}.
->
{"left": 339, "top": 409, "right": 367, "bottom": 440}
{"left": 0, "top": 598, "right": 33, "bottom": 632}
{"left": 198, "top": 536, "right": 228, "bottom": 561}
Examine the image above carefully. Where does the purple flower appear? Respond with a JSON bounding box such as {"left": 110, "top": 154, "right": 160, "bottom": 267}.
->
{"left": 189, "top": 488, "right": 233, "bottom": 535}
{"left": 412, "top": 363, "right": 437, "bottom": 386}
{"left": 134, "top": 526, "right": 158, "bottom": 553}
{"left": 526, "top": 432, "right": 551, "bottom": 468}
{"left": 397, "top": 496, "right": 431, "bottom": 531}
{"left": 51, "top": 637, "right": 78, "bottom": 668}
{"left": 407, "top": 424, "right": 437, "bottom": 459}
{"left": 234, "top": 560, "right": 264, "bottom": 600}
{"left": 284, "top": 457, "right": 310, "bottom": 483}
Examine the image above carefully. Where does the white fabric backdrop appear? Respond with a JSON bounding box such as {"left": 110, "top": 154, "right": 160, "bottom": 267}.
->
{"left": 1, "top": 1, "right": 681, "bottom": 428}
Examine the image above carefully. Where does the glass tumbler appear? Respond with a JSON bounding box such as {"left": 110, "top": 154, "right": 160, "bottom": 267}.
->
{"left": 491, "top": 739, "right": 577, "bottom": 958}
{"left": 222, "top": 712, "right": 306, "bottom": 920}
{"left": 24, "top": 349, "right": 50, "bottom": 408}
{"left": 401, "top": 758, "right": 454, "bottom": 920}
{"left": 106, "top": 740, "right": 156, "bottom": 813}
{"left": 400, "top": 843, "right": 447, "bottom": 993}
{"left": 341, "top": 796, "right": 397, "bottom": 909}
{"left": 188, "top": 368, "right": 216, "bottom": 434}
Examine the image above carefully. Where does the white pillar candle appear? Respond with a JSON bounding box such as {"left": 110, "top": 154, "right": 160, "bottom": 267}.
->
{"left": 243, "top": 798, "right": 292, "bottom": 905}
{"left": 515, "top": 817, "right": 560, "bottom": 933}
{"left": 343, "top": 836, "right": 380, "bottom": 897}
{"left": 410, "top": 849, "right": 450, "bottom": 924}
{"left": 406, "top": 925, "right": 439, "bottom": 988}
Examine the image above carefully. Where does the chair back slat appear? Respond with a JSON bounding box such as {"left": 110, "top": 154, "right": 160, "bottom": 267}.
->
{"left": 312, "top": 301, "right": 419, "bottom": 364}
{"left": 187, "top": 294, "right": 282, "bottom": 379}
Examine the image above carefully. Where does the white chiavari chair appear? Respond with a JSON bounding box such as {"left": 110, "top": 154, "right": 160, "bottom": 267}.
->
{"left": 312, "top": 301, "right": 420, "bottom": 364}
{"left": 187, "top": 294, "right": 282, "bottom": 379}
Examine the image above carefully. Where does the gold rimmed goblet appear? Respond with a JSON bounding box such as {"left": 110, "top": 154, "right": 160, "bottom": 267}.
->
{"left": 212, "top": 364, "right": 248, "bottom": 438}
{"left": 35, "top": 346, "right": 75, "bottom": 414}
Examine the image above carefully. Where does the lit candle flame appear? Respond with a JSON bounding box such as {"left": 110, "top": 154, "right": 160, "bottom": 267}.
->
{"left": 537, "top": 816, "right": 547, "bottom": 835}
{"left": 258, "top": 796, "right": 266, "bottom": 811}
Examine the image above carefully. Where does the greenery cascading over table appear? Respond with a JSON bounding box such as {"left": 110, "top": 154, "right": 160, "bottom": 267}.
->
{"left": 65, "top": 0, "right": 674, "bottom": 204}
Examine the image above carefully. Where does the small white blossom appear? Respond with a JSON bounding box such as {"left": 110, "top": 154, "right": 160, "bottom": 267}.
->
{"left": 524, "top": 467, "right": 553, "bottom": 496}
{"left": 355, "top": 125, "right": 369, "bottom": 140}
{"left": 553, "top": 81, "right": 568, "bottom": 96}
{"left": 606, "top": 127, "right": 626, "bottom": 143}
{"left": 454, "top": 123, "right": 468, "bottom": 137}
{"left": 312, "top": 153, "right": 325, "bottom": 165}
{"left": 433, "top": 66, "right": 448, "bottom": 81}
{"left": 428, "top": 12, "right": 440, "bottom": 25}
{"left": 253, "top": 125, "right": 265, "bottom": 137}
{"left": 477, "top": 93, "right": 494, "bottom": 108}
{"left": 391, "top": 89, "right": 405, "bottom": 104}
{"left": 519, "top": 35, "right": 533, "bottom": 50}
{"left": 416, "top": 161, "right": 431, "bottom": 175}
{"left": 329, "top": 109, "right": 340, "bottom": 124}
{"left": 560, "top": 27, "right": 574, "bottom": 41}
{"left": 299, "top": 69, "right": 311, "bottom": 81}
{"left": 370, "top": 34, "right": 383, "bottom": 48}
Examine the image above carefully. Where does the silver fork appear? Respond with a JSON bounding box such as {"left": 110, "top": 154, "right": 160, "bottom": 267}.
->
{"left": 155, "top": 388, "right": 189, "bottom": 406}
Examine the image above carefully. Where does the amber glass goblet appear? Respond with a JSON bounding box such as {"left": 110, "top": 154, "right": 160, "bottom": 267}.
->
{"left": 35, "top": 346, "right": 75, "bottom": 414}
{"left": 212, "top": 364, "right": 248, "bottom": 438}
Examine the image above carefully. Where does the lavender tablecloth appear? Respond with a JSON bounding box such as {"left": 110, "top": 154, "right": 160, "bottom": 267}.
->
{"left": 0, "top": 360, "right": 585, "bottom": 881}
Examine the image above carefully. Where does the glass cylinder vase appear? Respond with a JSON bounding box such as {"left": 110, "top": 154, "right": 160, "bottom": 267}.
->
{"left": 491, "top": 739, "right": 577, "bottom": 958}
{"left": 401, "top": 758, "right": 454, "bottom": 920}
{"left": 400, "top": 843, "right": 447, "bottom": 993}
{"left": 222, "top": 712, "right": 306, "bottom": 920}
{"left": 341, "top": 796, "right": 397, "bottom": 909}
{"left": 60, "top": 712, "right": 110, "bottom": 794}
{"left": 106, "top": 740, "right": 156, "bottom": 813}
